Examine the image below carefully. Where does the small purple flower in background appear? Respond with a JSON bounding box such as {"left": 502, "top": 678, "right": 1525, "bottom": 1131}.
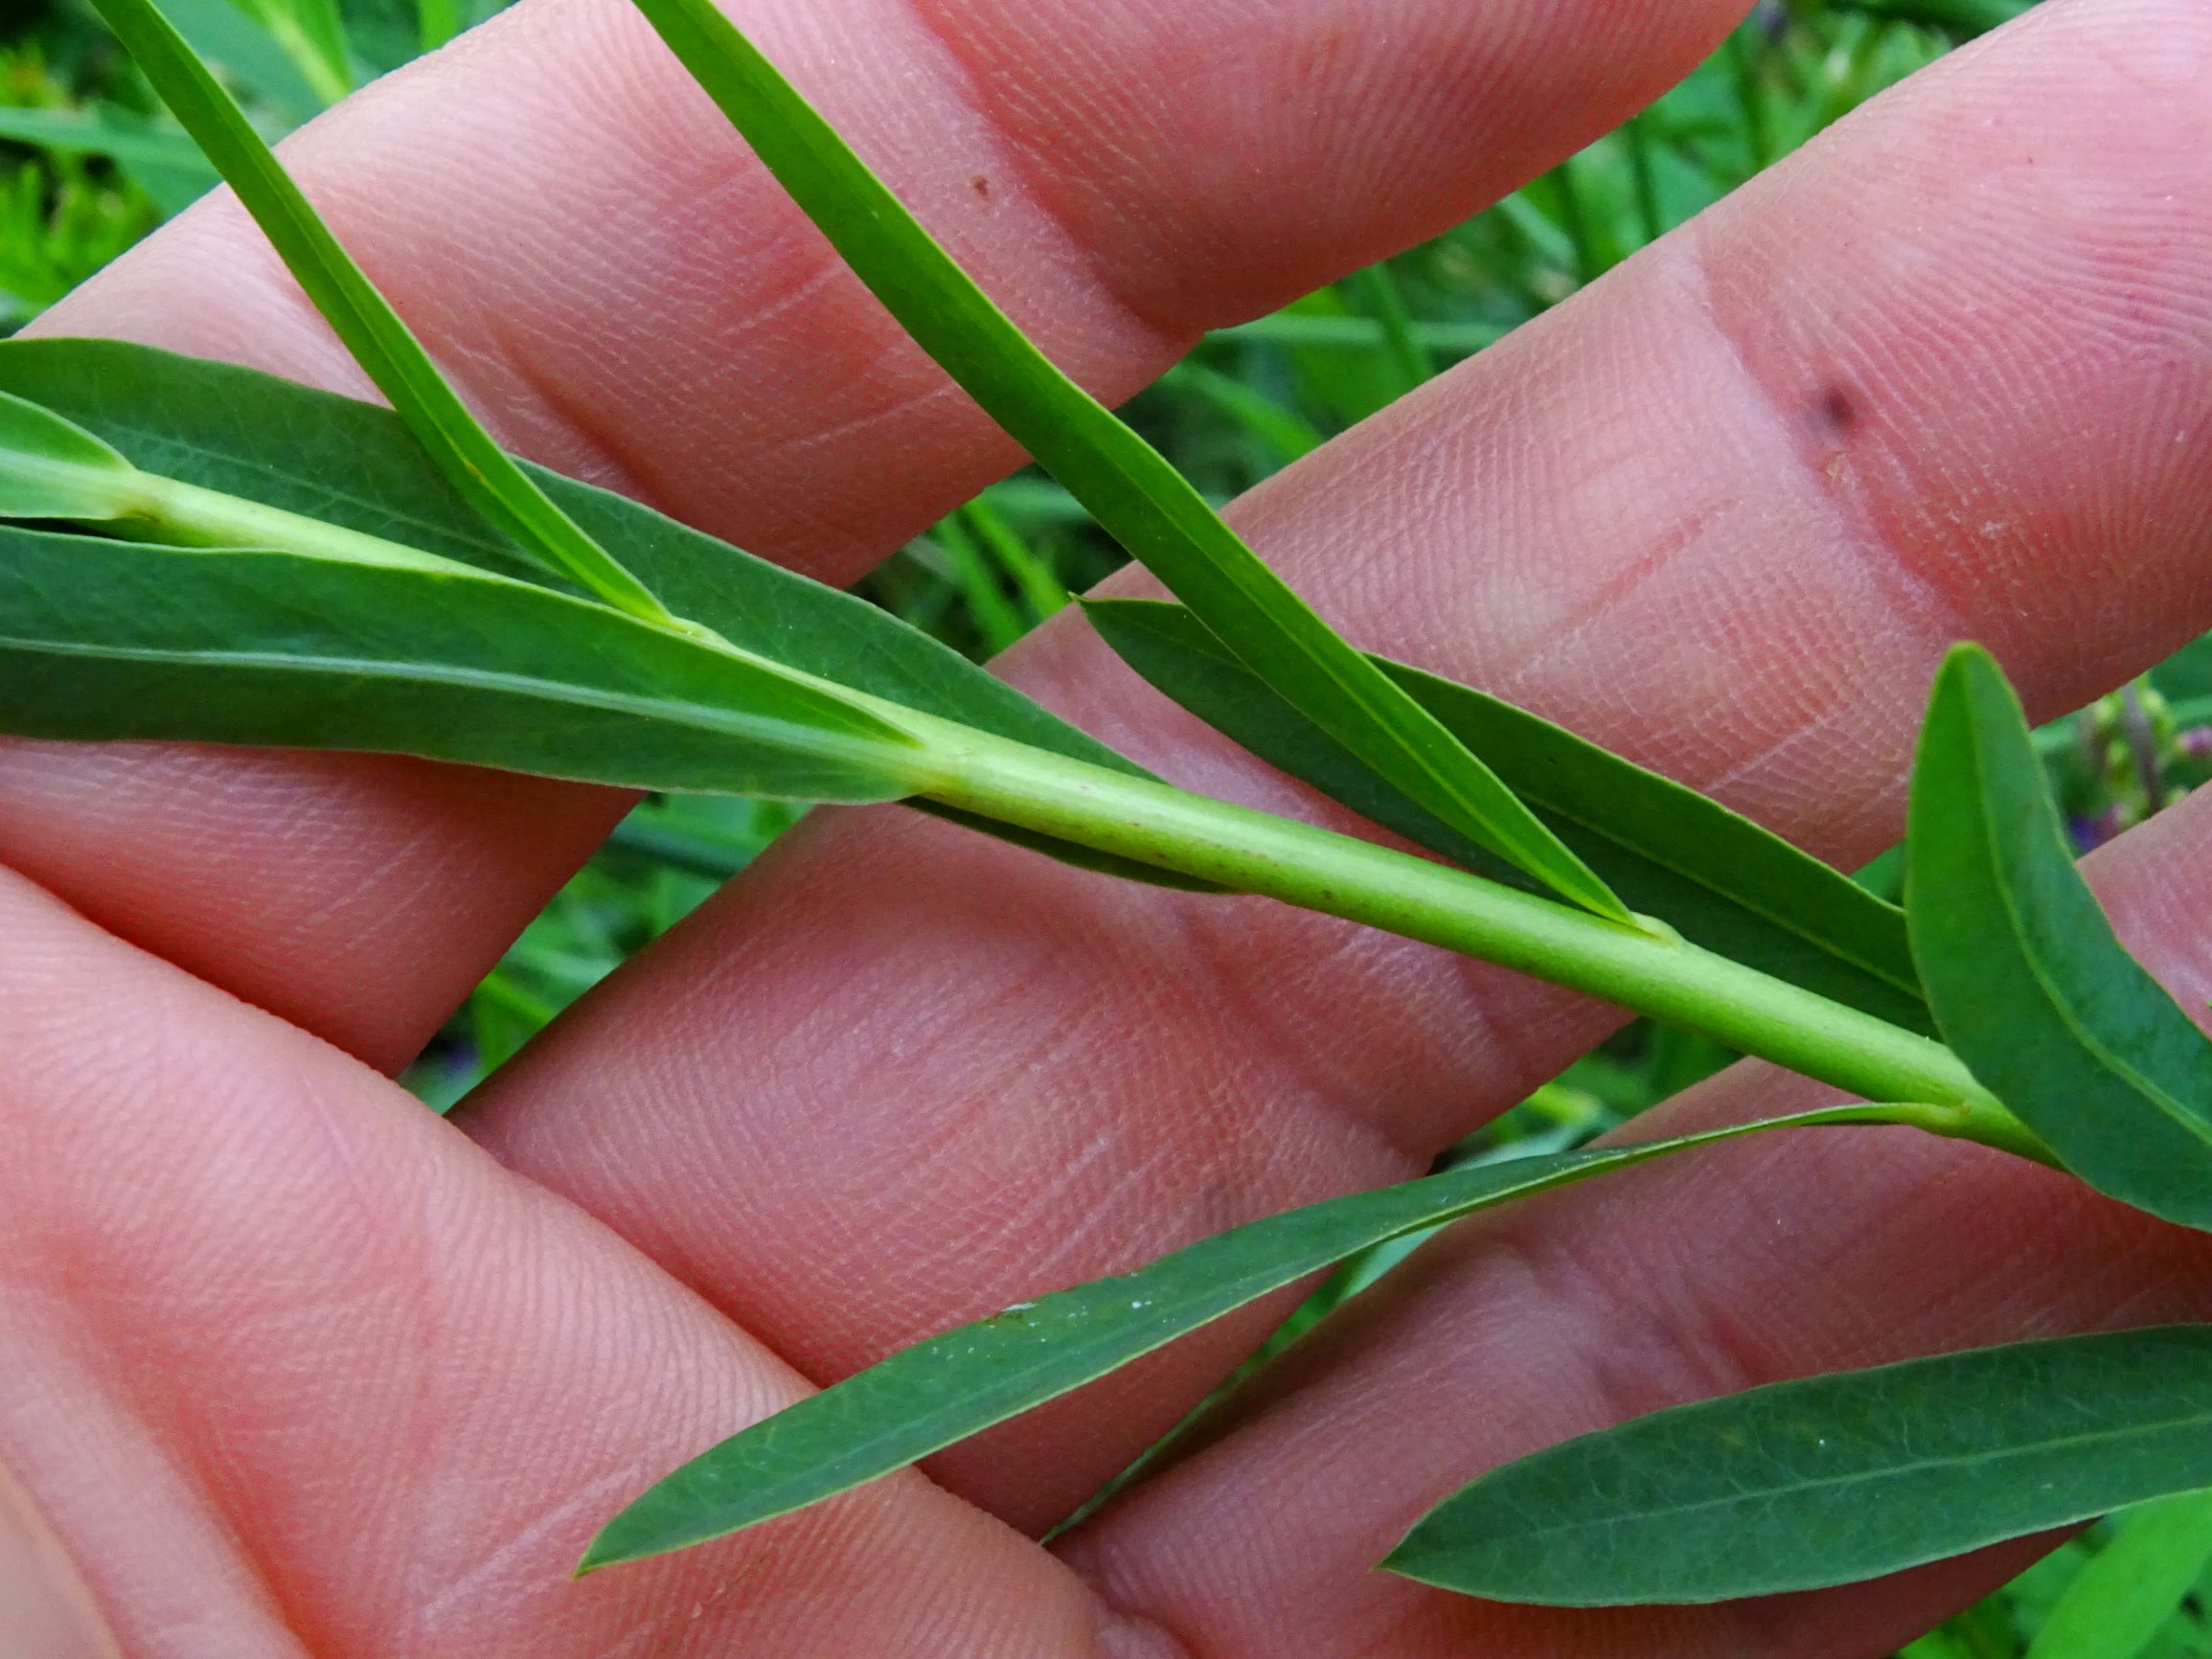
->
{"left": 2071, "top": 806, "right": 2130, "bottom": 855}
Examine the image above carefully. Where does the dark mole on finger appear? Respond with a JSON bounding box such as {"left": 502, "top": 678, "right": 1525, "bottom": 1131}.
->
{"left": 1812, "top": 382, "right": 1859, "bottom": 442}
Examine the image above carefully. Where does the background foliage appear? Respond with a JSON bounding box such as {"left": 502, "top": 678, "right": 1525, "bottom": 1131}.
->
{"left": 7, "top": 0, "right": 2211, "bottom": 1647}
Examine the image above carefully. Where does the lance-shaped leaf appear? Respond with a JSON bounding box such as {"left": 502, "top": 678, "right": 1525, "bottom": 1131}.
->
{"left": 582, "top": 1105, "right": 1895, "bottom": 1572}
{"left": 0, "top": 346, "right": 1227, "bottom": 890}
{"left": 88, "top": 0, "right": 675, "bottom": 626}
{"left": 1087, "top": 598, "right": 1929, "bottom": 1031}
{"left": 618, "top": 0, "right": 1632, "bottom": 926}
{"left": 0, "top": 526, "right": 926, "bottom": 803}
{"left": 1388, "top": 1326, "right": 2212, "bottom": 1605}
{"left": 1908, "top": 644, "right": 2212, "bottom": 1228}
{"left": 0, "top": 338, "right": 1142, "bottom": 778}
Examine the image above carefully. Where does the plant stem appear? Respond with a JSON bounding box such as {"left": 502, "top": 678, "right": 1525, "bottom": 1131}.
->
{"left": 57, "top": 459, "right": 2043, "bottom": 1169}
{"left": 1348, "top": 264, "right": 1437, "bottom": 394}
{"left": 893, "top": 709, "right": 2041, "bottom": 1161}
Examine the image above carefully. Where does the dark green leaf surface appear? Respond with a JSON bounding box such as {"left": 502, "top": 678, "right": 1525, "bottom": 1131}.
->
{"left": 619, "top": 0, "right": 1632, "bottom": 924}
{"left": 583, "top": 1108, "right": 1868, "bottom": 1571}
{"left": 0, "top": 391, "right": 138, "bottom": 521}
{"left": 0, "top": 339, "right": 1142, "bottom": 780}
{"left": 1389, "top": 1327, "right": 2212, "bottom": 1605}
{"left": 1908, "top": 645, "right": 2212, "bottom": 1227}
{"left": 1088, "top": 598, "right": 1929, "bottom": 1031}
{"left": 89, "top": 0, "right": 673, "bottom": 624}
{"left": 0, "top": 526, "right": 923, "bottom": 803}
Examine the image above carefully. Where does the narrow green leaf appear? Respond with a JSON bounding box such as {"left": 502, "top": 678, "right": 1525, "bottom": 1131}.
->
{"left": 1908, "top": 644, "right": 2212, "bottom": 1228}
{"left": 158, "top": 0, "right": 326, "bottom": 125}
{"left": 582, "top": 1106, "right": 1888, "bottom": 1571}
{"left": 1388, "top": 1327, "right": 2212, "bottom": 1605}
{"left": 618, "top": 0, "right": 1634, "bottom": 924}
{"left": 2024, "top": 1491, "right": 2212, "bottom": 1659}
{"left": 962, "top": 497, "right": 1069, "bottom": 621}
{"left": 0, "top": 526, "right": 924, "bottom": 803}
{"left": 0, "top": 392, "right": 140, "bottom": 522}
{"left": 418, "top": 0, "right": 464, "bottom": 51}
{"left": 1088, "top": 597, "right": 1930, "bottom": 1031}
{"left": 1158, "top": 362, "right": 1326, "bottom": 466}
{"left": 226, "top": 0, "right": 352, "bottom": 105}
{"left": 88, "top": 0, "right": 676, "bottom": 626}
{"left": 0, "top": 338, "right": 1142, "bottom": 780}
{"left": 0, "top": 106, "right": 217, "bottom": 185}
{"left": 1837, "top": 0, "right": 2030, "bottom": 36}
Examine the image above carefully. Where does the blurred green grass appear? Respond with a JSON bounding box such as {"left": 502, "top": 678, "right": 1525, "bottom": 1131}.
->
{"left": 12, "top": 0, "right": 2212, "bottom": 1648}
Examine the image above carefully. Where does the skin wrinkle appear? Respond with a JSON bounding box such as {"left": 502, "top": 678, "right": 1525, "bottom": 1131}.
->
{"left": 1679, "top": 233, "right": 1977, "bottom": 683}
{"left": 898, "top": 0, "right": 1191, "bottom": 349}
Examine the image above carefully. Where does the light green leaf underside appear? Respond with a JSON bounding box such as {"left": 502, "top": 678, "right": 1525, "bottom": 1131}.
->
{"left": 1907, "top": 645, "right": 2212, "bottom": 1229}
{"left": 582, "top": 1106, "right": 1880, "bottom": 1572}
{"left": 618, "top": 0, "right": 1631, "bottom": 924}
{"left": 1388, "top": 1327, "right": 2212, "bottom": 1605}
{"left": 91, "top": 0, "right": 669, "bottom": 622}
{"left": 1087, "top": 597, "right": 1929, "bottom": 1031}
{"left": 0, "top": 339, "right": 1144, "bottom": 783}
{"left": 2023, "top": 1490, "right": 2212, "bottom": 1659}
{"left": 0, "top": 390, "right": 138, "bottom": 521}
{"left": 0, "top": 527, "right": 924, "bottom": 803}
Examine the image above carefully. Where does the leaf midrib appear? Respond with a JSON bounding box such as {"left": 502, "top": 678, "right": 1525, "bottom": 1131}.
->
{"left": 1966, "top": 713, "right": 2212, "bottom": 1154}
{"left": 1471, "top": 1400, "right": 2212, "bottom": 1547}
{"left": 0, "top": 635, "right": 920, "bottom": 771}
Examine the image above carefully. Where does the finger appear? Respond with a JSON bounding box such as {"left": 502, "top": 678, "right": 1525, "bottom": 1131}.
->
{"left": 463, "top": 0, "right": 2212, "bottom": 1534}
{"left": 0, "top": 869, "right": 1148, "bottom": 1658}
{"left": 1059, "top": 699, "right": 2212, "bottom": 1659}
{"left": 0, "top": 1465, "right": 122, "bottom": 1659}
{"left": 0, "top": 0, "right": 1742, "bottom": 1069}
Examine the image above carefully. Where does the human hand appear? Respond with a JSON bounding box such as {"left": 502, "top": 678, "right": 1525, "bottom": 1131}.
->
{"left": 5, "top": 0, "right": 2209, "bottom": 1652}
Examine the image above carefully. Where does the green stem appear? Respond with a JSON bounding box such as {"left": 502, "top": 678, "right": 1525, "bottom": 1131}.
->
{"left": 1348, "top": 265, "right": 1437, "bottom": 393}
{"left": 53, "top": 463, "right": 2044, "bottom": 1170}
{"left": 888, "top": 708, "right": 2041, "bottom": 1161}
{"left": 1548, "top": 157, "right": 1605, "bottom": 286}
{"left": 1728, "top": 28, "right": 1774, "bottom": 175}
{"left": 1624, "top": 115, "right": 1666, "bottom": 248}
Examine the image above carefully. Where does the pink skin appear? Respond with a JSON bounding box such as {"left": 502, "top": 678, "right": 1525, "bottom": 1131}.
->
{"left": 0, "top": 0, "right": 2207, "bottom": 1652}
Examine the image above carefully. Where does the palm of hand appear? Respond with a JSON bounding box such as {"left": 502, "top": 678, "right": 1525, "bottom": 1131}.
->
{"left": 3, "top": 0, "right": 2209, "bottom": 1654}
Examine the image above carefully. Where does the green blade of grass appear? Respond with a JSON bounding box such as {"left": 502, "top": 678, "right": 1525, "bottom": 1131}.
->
{"left": 2023, "top": 1490, "right": 2212, "bottom": 1659}
{"left": 582, "top": 1103, "right": 1941, "bottom": 1572}
{"left": 0, "top": 106, "right": 217, "bottom": 185}
{"left": 620, "top": 0, "right": 1634, "bottom": 925}
{"left": 88, "top": 0, "right": 678, "bottom": 629}
{"left": 1388, "top": 1328, "right": 2212, "bottom": 1605}
{"left": 1907, "top": 644, "right": 2212, "bottom": 1229}
{"left": 227, "top": 0, "right": 352, "bottom": 105}
{"left": 417, "top": 0, "right": 464, "bottom": 52}
{"left": 0, "top": 524, "right": 926, "bottom": 803}
{"left": 1835, "top": 0, "right": 2031, "bottom": 36}
{"left": 1088, "top": 598, "right": 1929, "bottom": 1031}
